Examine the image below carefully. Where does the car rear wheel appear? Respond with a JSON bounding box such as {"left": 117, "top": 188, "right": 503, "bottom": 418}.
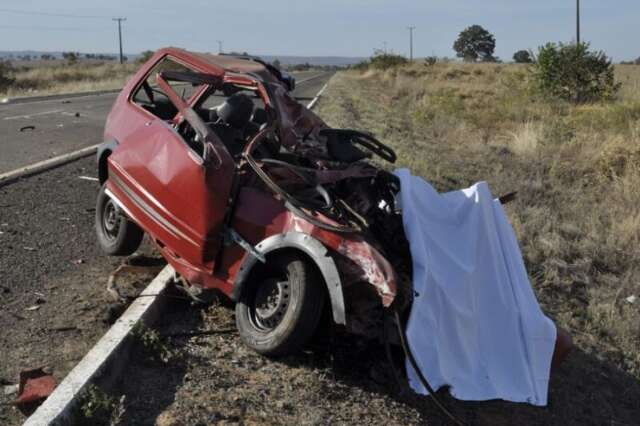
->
{"left": 235, "top": 252, "right": 326, "bottom": 356}
{"left": 95, "top": 183, "right": 144, "bottom": 256}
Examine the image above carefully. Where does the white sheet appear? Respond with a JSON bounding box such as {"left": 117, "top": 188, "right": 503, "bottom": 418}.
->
{"left": 394, "top": 169, "right": 557, "bottom": 406}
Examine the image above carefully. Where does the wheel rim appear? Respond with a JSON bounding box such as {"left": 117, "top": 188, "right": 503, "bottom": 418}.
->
{"left": 102, "top": 198, "right": 121, "bottom": 241}
{"left": 249, "top": 277, "right": 291, "bottom": 331}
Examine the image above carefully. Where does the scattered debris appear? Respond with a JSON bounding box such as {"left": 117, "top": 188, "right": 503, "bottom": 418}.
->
{"left": 25, "top": 305, "right": 40, "bottom": 311}
{"left": 78, "top": 175, "right": 99, "bottom": 182}
{"left": 3, "top": 384, "right": 19, "bottom": 396}
{"left": 15, "top": 367, "right": 56, "bottom": 414}
{"left": 19, "top": 125, "right": 36, "bottom": 132}
{"left": 106, "top": 261, "right": 164, "bottom": 303}
{"left": 73, "top": 258, "right": 85, "bottom": 265}
{"left": 75, "top": 112, "right": 81, "bottom": 117}
{"left": 626, "top": 295, "right": 637, "bottom": 304}
{"left": 23, "top": 246, "right": 36, "bottom": 251}
{"left": 48, "top": 326, "right": 77, "bottom": 332}
{"left": 61, "top": 100, "right": 72, "bottom": 104}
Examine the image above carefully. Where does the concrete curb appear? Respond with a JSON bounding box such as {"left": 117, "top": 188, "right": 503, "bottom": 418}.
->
{"left": 23, "top": 266, "right": 175, "bottom": 426}
{"left": 0, "top": 144, "right": 100, "bottom": 188}
{"left": 307, "top": 83, "right": 329, "bottom": 110}
{"left": 1, "top": 89, "right": 121, "bottom": 106}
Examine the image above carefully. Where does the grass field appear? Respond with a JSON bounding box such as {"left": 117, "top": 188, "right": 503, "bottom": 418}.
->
{"left": 316, "top": 63, "right": 640, "bottom": 425}
{"left": 0, "top": 61, "right": 137, "bottom": 98}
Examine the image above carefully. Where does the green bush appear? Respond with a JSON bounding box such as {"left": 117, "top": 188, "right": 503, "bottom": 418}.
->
{"left": 533, "top": 42, "right": 620, "bottom": 103}
{"left": 0, "top": 60, "right": 15, "bottom": 92}
{"left": 354, "top": 50, "right": 408, "bottom": 71}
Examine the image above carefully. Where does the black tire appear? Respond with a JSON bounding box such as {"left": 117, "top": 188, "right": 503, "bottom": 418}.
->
{"left": 235, "top": 252, "right": 326, "bottom": 356}
{"left": 95, "top": 183, "right": 144, "bottom": 256}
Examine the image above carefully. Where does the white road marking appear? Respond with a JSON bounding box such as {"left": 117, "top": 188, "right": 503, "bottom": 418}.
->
{"left": 78, "top": 175, "right": 99, "bottom": 182}
{"left": 3, "top": 109, "right": 64, "bottom": 120}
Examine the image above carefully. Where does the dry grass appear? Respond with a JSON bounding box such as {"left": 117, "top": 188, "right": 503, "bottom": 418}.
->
{"left": 316, "top": 62, "right": 640, "bottom": 424}
{"left": 0, "top": 61, "right": 137, "bottom": 98}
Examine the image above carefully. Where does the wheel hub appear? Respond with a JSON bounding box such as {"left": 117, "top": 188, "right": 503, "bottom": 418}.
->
{"left": 103, "top": 199, "right": 120, "bottom": 239}
{"left": 252, "top": 278, "right": 290, "bottom": 330}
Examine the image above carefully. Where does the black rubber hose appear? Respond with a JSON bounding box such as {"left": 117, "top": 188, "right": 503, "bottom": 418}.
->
{"left": 393, "top": 309, "right": 466, "bottom": 426}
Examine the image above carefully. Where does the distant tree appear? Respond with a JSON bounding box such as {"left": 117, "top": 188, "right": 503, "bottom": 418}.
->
{"left": 62, "top": 51, "right": 79, "bottom": 64}
{"left": 453, "top": 25, "right": 496, "bottom": 62}
{"left": 513, "top": 50, "right": 533, "bottom": 63}
{"left": 635, "top": 57, "right": 640, "bottom": 65}
{"left": 136, "top": 50, "right": 154, "bottom": 64}
{"left": 272, "top": 58, "right": 281, "bottom": 69}
{"left": 40, "top": 53, "right": 54, "bottom": 61}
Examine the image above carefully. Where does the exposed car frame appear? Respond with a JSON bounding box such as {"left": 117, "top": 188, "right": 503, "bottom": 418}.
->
{"left": 96, "top": 48, "right": 411, "bottom": 354}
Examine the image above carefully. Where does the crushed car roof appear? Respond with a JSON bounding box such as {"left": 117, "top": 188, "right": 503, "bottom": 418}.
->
{"left": 157, "top": 47, "right": 278, "bottom": 83}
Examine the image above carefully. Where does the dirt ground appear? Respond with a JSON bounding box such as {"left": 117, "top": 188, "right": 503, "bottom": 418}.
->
{"left": 0, "top": 158, "right": 164, "bottom": 425}
{"left": 100, "top": 294, "right": 638, "bottom": 426}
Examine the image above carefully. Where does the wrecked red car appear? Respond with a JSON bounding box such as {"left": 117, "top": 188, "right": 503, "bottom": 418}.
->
{"left": 95, "top": 48, "right": 411, "bottom": 355}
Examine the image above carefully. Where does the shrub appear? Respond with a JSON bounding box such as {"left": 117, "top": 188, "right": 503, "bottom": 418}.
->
{"left": 0, "top": 60, "right": 15, "bottom": 92}
{"left": 369, "top": 50, "right": 408, "bottom": 70}
{"left": 424, "top": 56, "right": 437, "bottom": 66}
{"left": 533, "top": 42, "right": 620, "bottom": 103}
{"left": 352, "top": 50, "right": 408, "bottom": 71}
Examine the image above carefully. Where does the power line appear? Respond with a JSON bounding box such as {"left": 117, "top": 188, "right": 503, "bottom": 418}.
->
{"left": 0, "top": 7, "right": 110, "bottom": 19}
{"left": 0, "top": 25, "right": 108, "bottom": 33}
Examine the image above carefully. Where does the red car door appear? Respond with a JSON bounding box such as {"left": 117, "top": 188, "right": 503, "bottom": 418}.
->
{"left": 107, "top": 65, "right": 233, "bottom": 274}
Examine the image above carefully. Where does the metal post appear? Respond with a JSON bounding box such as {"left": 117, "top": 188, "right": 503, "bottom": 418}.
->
{"left": 216, "top": 40, "right": 223, "bottom": 54}
{"left": 112, "top": 17, "right": 126, "bottom": 64}
{"left": 407, "top": 26, "right": 415, "bottom": 62}
{"left": 576, "top": 0, "right": 581, "bottom": 44}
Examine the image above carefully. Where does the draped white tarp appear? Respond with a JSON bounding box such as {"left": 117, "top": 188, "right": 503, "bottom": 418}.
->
{"left": 394, "top": 169, "right": 556, "bottom": 406}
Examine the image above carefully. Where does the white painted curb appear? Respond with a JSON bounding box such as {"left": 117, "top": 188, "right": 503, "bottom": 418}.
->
{"left": 307, "top": 83, "right": 329, "bottom": 110}
{"left": 23, "top": 266, "right": 175, "bottom": 426}
{"left": 0, "top": 144, "right": 100, "bottom": 187}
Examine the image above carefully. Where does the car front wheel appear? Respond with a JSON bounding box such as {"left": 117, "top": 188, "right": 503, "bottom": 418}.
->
{"left": 235, "top": 252, "right": 326, "bottom": 356}
{"left": 95, "top": 183, "right": 144, "bottom": 256}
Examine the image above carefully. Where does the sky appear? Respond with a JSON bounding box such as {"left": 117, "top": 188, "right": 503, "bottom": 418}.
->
{"left": 0, "top": 1, "right": 638, "bottom": 61}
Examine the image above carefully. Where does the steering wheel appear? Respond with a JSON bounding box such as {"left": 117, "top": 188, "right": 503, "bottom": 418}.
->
{"left": 260, "top": 159, "right": 333, "bottom": 210}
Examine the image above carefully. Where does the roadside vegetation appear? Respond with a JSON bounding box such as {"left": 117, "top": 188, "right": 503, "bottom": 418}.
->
{"left": 316, "top": 49, "right": 640, "bottom": 422}
{"left": 0, "top": 60, "right": 137, "bottom": 99}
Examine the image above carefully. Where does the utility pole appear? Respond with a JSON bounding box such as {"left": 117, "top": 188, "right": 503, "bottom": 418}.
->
{"left": 407, "top": 26, "right": 416, "bottom": 62}
{"left": 112, "top": 17, "right": 126, "bottom": 64}
{"left": 576, "top": 0, "right": 581, "bottom": 44}
{"left": 216, "top": 40, "right": 223, "bottom": 54}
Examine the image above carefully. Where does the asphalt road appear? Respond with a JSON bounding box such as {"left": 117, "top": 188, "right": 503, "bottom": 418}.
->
{"left": 0, "top": 70, "right": 331, "bottom": 174}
